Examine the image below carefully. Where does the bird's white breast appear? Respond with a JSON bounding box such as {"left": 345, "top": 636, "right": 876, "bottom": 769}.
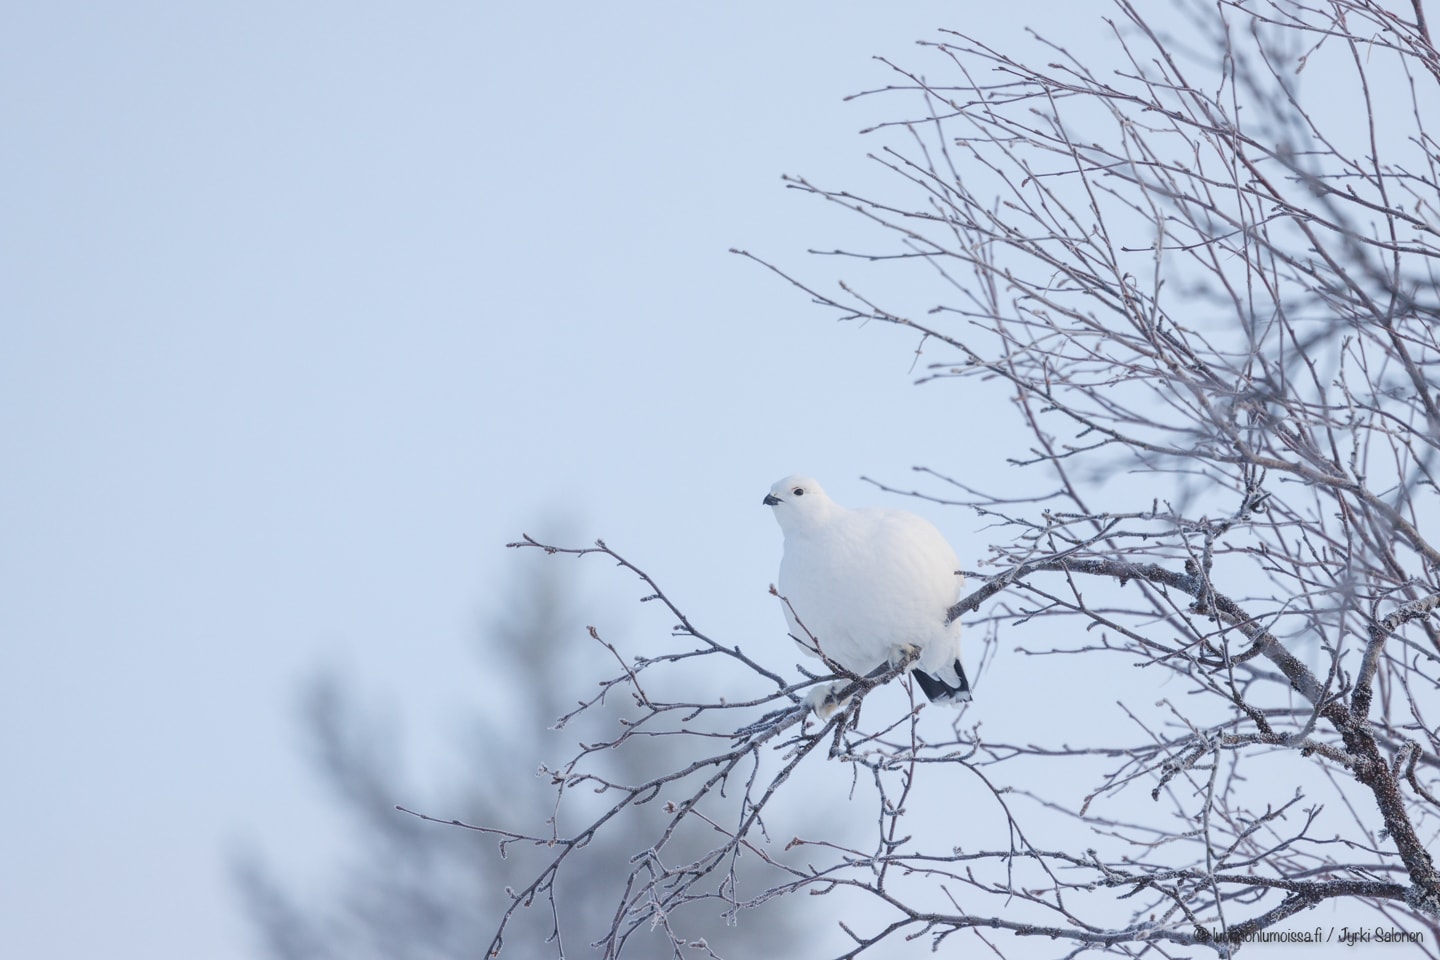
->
{"left": 778, "top": 506, "right": 963, "bottom": 675}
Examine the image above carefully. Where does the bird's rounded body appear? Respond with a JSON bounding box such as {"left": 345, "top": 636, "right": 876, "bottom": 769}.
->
{"left": 764, "top": 475, "right": 970, "bottom": 707}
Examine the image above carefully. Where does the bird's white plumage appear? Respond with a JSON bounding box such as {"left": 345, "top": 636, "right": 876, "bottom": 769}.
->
{"left": 764, "top": 475, "right": 970, "bottom": 711}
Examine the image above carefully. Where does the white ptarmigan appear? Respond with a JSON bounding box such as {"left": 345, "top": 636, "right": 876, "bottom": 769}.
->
{"left": 764, "top": 475, "right": 971, "bottom": 715}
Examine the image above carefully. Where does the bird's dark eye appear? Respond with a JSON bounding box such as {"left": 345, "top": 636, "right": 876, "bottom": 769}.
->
{"left": 792, "top": 487, "right": 805, "bottom": 496}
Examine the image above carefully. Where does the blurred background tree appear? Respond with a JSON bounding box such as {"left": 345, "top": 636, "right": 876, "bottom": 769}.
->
{"left": 233, "top": 551, "right": 805, "bottom": 959}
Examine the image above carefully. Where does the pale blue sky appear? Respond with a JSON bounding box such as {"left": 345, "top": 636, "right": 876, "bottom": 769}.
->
{"left": 2, "top": 3, "right": 1109, "bottom": 958}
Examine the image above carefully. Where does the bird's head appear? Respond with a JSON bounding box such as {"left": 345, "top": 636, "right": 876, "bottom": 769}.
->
{"left": 763, "top": 475, "right": 834, "bottom": 535}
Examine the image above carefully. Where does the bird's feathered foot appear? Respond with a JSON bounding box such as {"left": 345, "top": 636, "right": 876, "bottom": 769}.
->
{"left": 804, "top": 683, "right": 850, "bottom": 719}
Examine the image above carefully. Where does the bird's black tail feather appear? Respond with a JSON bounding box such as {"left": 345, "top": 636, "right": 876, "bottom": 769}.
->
{"left": 912, "top": 659, "right": 972, "bottom": 704}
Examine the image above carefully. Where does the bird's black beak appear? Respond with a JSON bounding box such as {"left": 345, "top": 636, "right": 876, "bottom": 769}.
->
{"left": 763, "top": 493, "right": 781, "bottom": 506}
